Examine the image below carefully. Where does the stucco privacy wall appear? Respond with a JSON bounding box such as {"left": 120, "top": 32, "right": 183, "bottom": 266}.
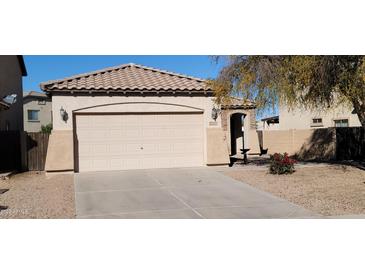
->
{"left": 46, "top": 94, "right": 231, "bottom": 171}
{"left": 261, "top": 128, "right": 337, "bottom": 160}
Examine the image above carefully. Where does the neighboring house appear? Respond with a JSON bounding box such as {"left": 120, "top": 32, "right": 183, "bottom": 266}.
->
{"left": 280, "top": 103, "right": 361, "bottom": 129}
{"left": 40, "top": 63, "right": 257, "bottom": 173}
{"left": 0, "top": 56, "right": 27, "bottom": 130}
{"left": 257, "top": 101, "right": 363, "bottom": 160}
{"left": 23, "top": 91, "right": 52, "bottom": 132}
{"left": 261, "top": 104, "right": 361, "bottom": 130}
{"left": 260, "top": 115, "right": 279, "bottom": 130}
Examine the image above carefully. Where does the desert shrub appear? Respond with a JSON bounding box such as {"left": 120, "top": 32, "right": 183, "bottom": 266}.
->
{"left": 269, "top": 153, "right": 297, "bottom": 174}
{"left": 41, "top": 123, "right": 53, "bottom": 134}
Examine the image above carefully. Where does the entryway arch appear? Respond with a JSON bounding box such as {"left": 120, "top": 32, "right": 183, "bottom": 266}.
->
{"left": 230, "top": 112, "right": 246, "bottom": 156}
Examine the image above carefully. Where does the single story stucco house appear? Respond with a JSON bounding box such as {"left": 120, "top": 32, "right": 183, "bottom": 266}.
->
{"left": 41, "top": 63, "right": 258, "bottom": 173}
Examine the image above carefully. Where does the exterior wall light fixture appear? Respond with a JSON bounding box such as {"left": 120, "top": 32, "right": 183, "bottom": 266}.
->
{"left": 60, "top": 106, "right": 68, "bottom": 122}
{"left": 211, "top": 106, "right": 220, "bottom": 121}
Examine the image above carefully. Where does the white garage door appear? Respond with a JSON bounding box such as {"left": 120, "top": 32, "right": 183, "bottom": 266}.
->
{"left": 75, "top": 113, "right": 204, "bottom": 172}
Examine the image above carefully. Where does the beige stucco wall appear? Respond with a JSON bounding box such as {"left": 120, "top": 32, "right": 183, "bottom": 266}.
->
{"left": 23, "top": 97, "right": 52, "bottom": 132}
{"left": 279, "top": 103, "right": 361, "bottom": 130}
{"left": 206, "top": 128, "right": 230, "bottom": 165}
{"left": 0, "top": 56, "right": 24, "bottom": 131}
{"left": 47, "top": 94, "right": 233, "bottom": 171}
{"left": 45, "top": 130, "right": 73, "bottom": 171}
{"left": 246, "top": 130, "right": 261, "bottom": 154}
{"left": 261, "top": 121, "right": 280, "bottom": 130}
{"left": 76, "top": 102, "right": 205, "bottom": 114}
{"left": 261, "top": 128, "right": 336, "bottom": 160}
{"left": 52, "top": 95, "right": 220, "bottom": 130}
{"left": 262, "top": 129, "right": 312, "bottom": 155}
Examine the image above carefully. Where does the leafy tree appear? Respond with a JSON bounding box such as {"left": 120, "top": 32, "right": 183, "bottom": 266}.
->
{"left": 209, "top": 56, "right": 365, "bottom": 127}
{"left": 40, "top": 123, "right": 52, "bottom": 134}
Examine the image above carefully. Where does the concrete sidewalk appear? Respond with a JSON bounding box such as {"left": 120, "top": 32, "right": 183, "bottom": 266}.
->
{"left": 74, "top": 167, "right": 320, "bottom": 219}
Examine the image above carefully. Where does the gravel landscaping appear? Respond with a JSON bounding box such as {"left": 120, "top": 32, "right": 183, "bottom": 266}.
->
{"left": 1, "top": 164, "right": 364, "bottom": 218}
{"left": 224, "top": 164, "right": 365, "bottom": 216}
{"left": 0, "top": 172, "right": 75, "bottom": 218}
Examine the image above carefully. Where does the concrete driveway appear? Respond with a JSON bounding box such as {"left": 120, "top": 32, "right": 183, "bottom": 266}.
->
{"left": 74, "top": 167, "right": 318, "bottom": 218}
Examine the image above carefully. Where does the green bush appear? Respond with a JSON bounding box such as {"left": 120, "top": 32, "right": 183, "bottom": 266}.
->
{"left": 269, "top": 153, "right": 297, "bottom": 175}
{"left": 41, "top": 123, "right": 53, "bottom": 134}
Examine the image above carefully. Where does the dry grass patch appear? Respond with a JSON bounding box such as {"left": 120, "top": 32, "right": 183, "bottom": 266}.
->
{"left": 0, "top": 172, "right": 75, "bottom": 218}
{"left": 224, "top": 165, "right": 365, "bottom": 216}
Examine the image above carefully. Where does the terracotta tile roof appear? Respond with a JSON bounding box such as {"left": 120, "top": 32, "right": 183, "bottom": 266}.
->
{"left": 221, "top": 96, "right": 256, "bottom": 109}
{"left": 24, "top": 91, "right": 48, "bottom": 98}
{"left": 40, "top": 63, "right": 212, "bottom": 94}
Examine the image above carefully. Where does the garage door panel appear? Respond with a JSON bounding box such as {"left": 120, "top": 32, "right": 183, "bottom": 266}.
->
{"left": 93, "top": 144, "right": 109, "bottom": 155}
{"left": 156, "top": 143, "right": 172, "bottom": 152}
{"left": 121, "top": 115, "right": 140, "bottom": 124}
{"left": 78, "top": 144, "right": 92, "bottom": 156}
{"left": 78, "top": 159, "right": 92, "bottom": 171}
{"left": 110, "top": 129, "right": 123, "bottom": 138}
{"left": 78, "top": 129, "right": 108, "bottom": 140}
{"left": 141, "top": 128, "right": 156, "bottom": 138}
{"left": 76, "top": 113, "right": 204, "bottom": 172}
{"left": 123, "top": 158, "right": 142, "bottom": 170}
{"left": 174, "top": 128, "right": 201, "bottom": 138}
{"left": 124, "top": 143, "right": 142, "bottom": 154}
{"left": 92, "top": 159, "right": 109, "bottom": 170}
{"left": 110, "top": 159, "right": 123, "bottom": 170}
{"left": 108, "top": 147, "right": 124, "bottom": 156}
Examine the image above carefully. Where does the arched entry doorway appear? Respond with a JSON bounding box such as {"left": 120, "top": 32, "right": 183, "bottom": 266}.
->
{"left": 230, "top": 113, "right": 245, "bottom": 156}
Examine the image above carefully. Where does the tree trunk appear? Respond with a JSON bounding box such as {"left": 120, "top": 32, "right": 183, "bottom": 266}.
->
{"left": 352, "top": 99, "right": 365, "bottom": 127}
{"left": 357, "top": 111, "right": 365, "bottom": 127}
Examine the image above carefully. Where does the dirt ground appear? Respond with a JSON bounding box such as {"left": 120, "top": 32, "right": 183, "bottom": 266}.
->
{"left": 224, "top": 164, "right": 365, "bottom": 216}
{"left": 0, "top": 172, "right": 75, "bottom": 219}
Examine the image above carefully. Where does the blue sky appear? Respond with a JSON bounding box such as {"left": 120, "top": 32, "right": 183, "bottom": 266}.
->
{"left": 22, "top": 55, "right": 277, "bottom": 119}
{"left": 23, "top": 55, "right": 224, "bottom": 92}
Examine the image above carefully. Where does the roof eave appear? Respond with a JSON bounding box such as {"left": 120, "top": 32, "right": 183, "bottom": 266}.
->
{"left": 24, "top": 94, "right": 50, "bottom": 99}
{"left": 17, "top": 56, "right": 27, "bottom": 76}
{"left": 42, "top": 88, "right": 214, "bottom": 95}
{"left": 261, "top": 115, "right": 279, "bottom": 122}
{"left": 221, "top": 105, "right": 256, "bottom": 110}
